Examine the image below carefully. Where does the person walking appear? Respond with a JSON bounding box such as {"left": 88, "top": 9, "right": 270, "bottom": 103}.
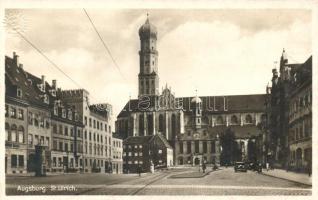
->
{"left": 202, "top": 163, "right": 206, "bottom": 173}
{"left": 137, "top": 165, "right": 142, "bottom": 177}
{"left": 266, "top": 162, "right": 269, "bottom": 171}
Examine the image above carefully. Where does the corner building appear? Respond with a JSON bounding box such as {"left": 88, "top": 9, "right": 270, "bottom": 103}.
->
{"left": 116, "top": 17, "right": 266, "bottom": 167}
{"left": 60, "top": 90, "right": 115, "bottom": 173}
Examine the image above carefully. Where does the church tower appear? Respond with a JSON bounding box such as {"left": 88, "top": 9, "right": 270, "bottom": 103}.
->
{"left": 138, "top": 15, "right": 159, "bottom": 97}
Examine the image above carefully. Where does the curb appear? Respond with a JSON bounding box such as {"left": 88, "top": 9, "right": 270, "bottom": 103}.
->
{"left": 169, "top": 169, "right": 221, "bottom": 179}
{"left": 261, "top": 172, "right": 312, "bottom": 186}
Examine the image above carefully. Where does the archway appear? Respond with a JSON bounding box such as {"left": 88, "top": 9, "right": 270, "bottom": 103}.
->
{"left": 194, "top": 157, "right": 200, "bottom": 165}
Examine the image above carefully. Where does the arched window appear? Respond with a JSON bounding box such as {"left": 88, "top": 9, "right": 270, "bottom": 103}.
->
{"left": 18, "top": 126, "right": 24, "bottom": 143}
{"left": 231, "top": 115, "right": 238, "bottom": 124}
{"left": 178, "top": 157, "right": 183, "bottom": 165}
{"left": 159, "top": 114, "right": 164, "bottom": 133}
{"left": 11, "top": 124, "right": 17, "bottom": 142}
{"left": 245, "top": 115, "right": 252, "bottom": 124}
{"left": 171, "top": 114, "right": 177, "bottom": 139}
{"left": 147, "top": 114, "right": 153, "bottom": 135}
{"left": 216, "top": 116, "right": 223, "bottom": 125}
{"left": 139, "top": 114, "right": 144, "bottom": 136}
{"left": 5, "top": 123, "right": 10, "bottom": 141}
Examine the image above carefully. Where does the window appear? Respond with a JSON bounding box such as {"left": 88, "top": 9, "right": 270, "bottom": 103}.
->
{"left": 195, "top": 140, "right": 199, "bottom": 153}
{"left": 187, "top": 141, "right": 191, "bottom": 154}
{"left": 211, "top": 141, "right": 215, "bottom": 153}
{"left": 97, "top": 121, "right": 99, "bottom": 129}
{"left": 18, "top": 155, "right": 24, "bottom": 167}
{"left": 101, "top": 123, "right": 103, "bottom": 130}
{"left": 5, "top": 123, "right": 9, "bottom": 141}
{"left": 65, "top": 143, "right": 68, "bottom": 152}
{"left": 231, "top": 115, "right": 238, "bottom": 124}
{"left": 17, "top": 88, "right": 22, "bottom": 98}
{"left": 245, "top": 115, "right": 252, "bottom": 124}
{"left": 89, "top": 118, "right": 92, "bottom": 127}
{"left": 5, "top": 105, "right": 9, "bottom": 117}
{"left": 84, "top": 117, "right": 87, "bottom": 125}
{"left": 139, "top": 152, "right": 143, "bottom": 156}
{"left": 158, "top": 149, "right": 162, "bottom": 154}
{"left": 179, "top": 142, "right": 183, "bottom": 153}
{"left": 93, "top": 120, "right": 96, "bottom": 128}
{"left": 11, "top": 155, "right": 17, "bottom": 167}
{"left": 28, "top": 134, "right": 33, "bottom": 145}
{"left": 18, "top": 126, "right": 24, "bottom": 143}
{"left": 53, "top": 140, "right": 57, "bottom": 150}
{"left": 34, "top": 135, "right": 39, "bottom": 145}
{"left": 11, "top": 125, "right": 17, "bottom": 142}
{"left": 70, "top": 143, "right": 74, "bottom": 152}
{"left": 18, "top": 109, "right": 24, "bottom": 120}
{"left": 203, "top": 141, "right": 207, "bottom": 153}
{"left": 10, "top": 107, "right": 16, "bottom": 118}
{"left": 64, "top": 127, "right": 68, "bottom": 136}
{"left": 53, "top": 124, "right": 57, "bottom": 134}
{"left": 78, "top": 129, "right": 81, "bottom": 138}
{"left": 68, "top": 110, "right": 72, "bottom": 120}
{"left": 59, "top": 142, "right": 63, "bottom": 151}
{"left": 62, "top": 109, "right": 66, "bottom": 118}
{"left": 53, "top": 157, "right": 57, "bottom": 167}
{"left": 216, "top": 116, "right": 223, "bottom": 125}
{"left": 45, "top": 137, "right": 49, "bottom": 146}
{"left": 89, "top": 132, "right": 92, "bottom": 140}
{"left": 70, "top": 128, "right": 73, "bottom": 137}
{"left": 34, "top": 115, "right": 39, "bottom": 126}
{"left": 59, "top": 125, "right": 63, "bottom": 134}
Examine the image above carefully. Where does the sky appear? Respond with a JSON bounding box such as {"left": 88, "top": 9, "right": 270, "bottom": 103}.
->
{"left": 4, "top": 9, "right": 312, "bottom": 118}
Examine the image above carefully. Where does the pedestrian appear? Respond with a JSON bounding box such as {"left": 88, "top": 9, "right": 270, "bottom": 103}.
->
{"left": 137, "top": 165, "right": 141, "bottom": 177}
{"left": 258, "top": 163, "right": 262, "bottom": 173}
{"left": 202, "top": 163, "right": 206, "bottom": 173}
{"left": 308, "top": 160, "right": 312, "bottom": 177}
{"left": 266, "top": 162, "right": 269, "bottom": 171}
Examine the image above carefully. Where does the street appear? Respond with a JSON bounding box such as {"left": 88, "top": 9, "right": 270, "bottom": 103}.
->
{"left": 6, "top": 167, "right": 311, "bottom": 195}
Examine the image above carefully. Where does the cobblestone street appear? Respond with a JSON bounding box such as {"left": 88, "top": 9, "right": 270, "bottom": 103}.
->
{"left": 6, "top": 167, "right": 311, "bottom": 195}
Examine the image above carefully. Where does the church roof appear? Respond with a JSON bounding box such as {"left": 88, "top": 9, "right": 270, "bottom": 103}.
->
{"left": 117, "top": 94, "right": 266, "bottom": 118}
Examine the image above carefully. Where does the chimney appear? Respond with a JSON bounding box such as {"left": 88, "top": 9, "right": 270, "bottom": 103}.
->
{"left": 41, "top": 75, "right": 45, "bottom": 84}
{"left": 19, "top": 64, "right": 23, "bottom": 69}
{"left": 52, "top": 80, "right": 57, "bottom": 89}
{"left": 13, "top": 52, "right": 19, "bottom": 66}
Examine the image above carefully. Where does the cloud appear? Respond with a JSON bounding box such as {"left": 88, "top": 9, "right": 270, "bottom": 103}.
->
{"left": 4, "top": 9, "right": 312, "bottom": 120}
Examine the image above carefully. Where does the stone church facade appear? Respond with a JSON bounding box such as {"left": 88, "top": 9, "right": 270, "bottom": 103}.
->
{"left": 116, "top": 17, "right": 266, "bottom": 166}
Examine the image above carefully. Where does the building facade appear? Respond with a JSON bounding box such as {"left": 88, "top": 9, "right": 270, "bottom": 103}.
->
{"left": 112, "top": 134, "right": 123, "bottom": 174}
{"left": 116, "top": 17, "right": 266, "bottom": 168}
{"left": 60, "top": 91, "right": 115, "bottom": 173}
{"left": 267, "top": 50, "right": 312, "bottom": 170}
{"left": 5, "top": 52, "right": 120, "bottom": 174}
{"left": 123, "top": 134, "right": 173, "bottom": 173}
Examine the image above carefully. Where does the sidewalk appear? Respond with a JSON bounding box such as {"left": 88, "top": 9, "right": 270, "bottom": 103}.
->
{"left": 261, "top": 168, "right": 312, "bottom": 186}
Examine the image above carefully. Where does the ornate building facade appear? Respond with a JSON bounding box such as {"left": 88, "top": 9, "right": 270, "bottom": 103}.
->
{"left": 116, "top": 17, "right": 267, "bottom": 167}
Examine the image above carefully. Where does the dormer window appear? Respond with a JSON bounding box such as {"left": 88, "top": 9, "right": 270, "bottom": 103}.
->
{"left": 53, "top": 106, "right": 58, "bottom": 116}
{"left": 62, "top": 108, "right": 66, "bottom": 118}
{"left": 43, "top": 94, "right": 49, "bottom": 104}
{"left": 17, "top": 88, "right": 22, "bottom": 98}
{"left": 37, "top": 84, "right": 45, "bottom": 92}
{"left": 68, "top": 109, "right": 72, "bottom": 120}
{"left": 50, "top": 89, "right": 56, "bottom": 97}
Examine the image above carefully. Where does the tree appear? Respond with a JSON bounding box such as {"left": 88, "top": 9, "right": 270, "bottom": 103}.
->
{"left": 220, "top": 128, "right": 241, "bottom": 165}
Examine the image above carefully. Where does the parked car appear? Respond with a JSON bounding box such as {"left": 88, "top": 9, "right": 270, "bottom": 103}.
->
{"left": 234, "top": 161, "right": 247, "bottom": 172}
{"left": 247, "top": 162, "right": 256, "bottom": 171}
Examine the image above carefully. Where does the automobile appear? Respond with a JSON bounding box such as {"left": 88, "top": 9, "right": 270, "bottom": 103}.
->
{"left": 247, "top": 162, "right": 256, "bottom": 171}
{"left": 234, "top": 161, "right": 247, "bottom": 172}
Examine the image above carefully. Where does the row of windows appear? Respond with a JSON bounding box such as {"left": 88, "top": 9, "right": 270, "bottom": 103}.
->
{"left": 113, "top": 140, "right": 122, "bottom": 148}
{"left": 84, "top": 116, "right": 111, "bottom": 132}
{"left": 124, "top": 144, "right": 143, "bottom": 149}
{"left": 179, "top": 141, "right": 216, "bottom": 154}
{"left": 5, "top": 123, "right": 25, "bottom": 143}
{"left": 28, "top": 134, "right": 50, "bottom": 147}
{"left": 10, "top": 154, "right": 24, "bottom": 168}
{"left": 5, "top": 105, "right": 24, "bottom": 120}
{"left": 289, "top": 120, "right": 312, "bottom": 142}
{"left": 28, "top": 112, "right": 50, "bottom": 129}
{"left": 289, "top": 91, "right": 312, "bottom": 118}
{"left": 52, "top": 124, "right": 82, "bottom": 138}
{"left": 52, "top": 157, "right": 81, "bottom": 168}
{"left": 52, "top": 140, "right": 81, "bottom": 152}
{"left": 84, "top": 143, "right": 110, "bottom": 156}
{"left": 125, "top": 160, "right": 144, "bottom": 164}
{"left": 84, "top": 130, "right": 111, "bottom": 144}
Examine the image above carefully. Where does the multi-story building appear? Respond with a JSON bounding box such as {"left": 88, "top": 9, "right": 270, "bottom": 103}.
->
{"left": 5, "top": 53, "right": 29, "bottom": 174}
{"left": 116, "top": 17, "right": 266, "bottom": 168}
{"left": 112, "top": 133, "right": 123, "bottom": 174}
{"left": 60, "top": 91, "right": 115, "bottom": 173}
{"left": 5, "top": 52, "right": 118, "bottom": 174}
{"left": 267, "top": 50, "right": 312, "bottom": 170}
{"left": 123, "top": 134, "right": 173, "bottom": 173}
{"left": 287, "top": 56, "right": 312, "bottom": 171}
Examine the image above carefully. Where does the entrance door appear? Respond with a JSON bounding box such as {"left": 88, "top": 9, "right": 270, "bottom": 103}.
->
{"left": 194, "top": 157, "right": 200, "bottom": 165}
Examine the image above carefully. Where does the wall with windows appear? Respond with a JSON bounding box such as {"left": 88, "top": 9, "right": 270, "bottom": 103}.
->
{"left": 5, "top": 102, "right": 28, "bottom": 174}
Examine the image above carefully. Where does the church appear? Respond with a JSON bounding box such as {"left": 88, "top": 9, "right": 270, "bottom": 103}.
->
{"left": 116, "top": 17, "right": 267, "bottom": 166}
